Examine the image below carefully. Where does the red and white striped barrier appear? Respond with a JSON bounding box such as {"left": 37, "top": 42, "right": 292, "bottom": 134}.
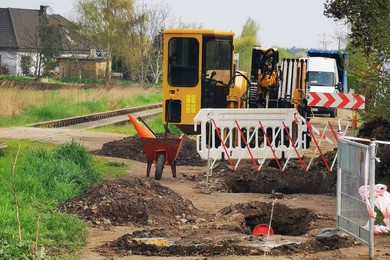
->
{"left": 308, "top": 92, "right": 365, "bottom": 109}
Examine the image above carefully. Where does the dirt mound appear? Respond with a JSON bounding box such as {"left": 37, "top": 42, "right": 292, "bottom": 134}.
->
{"left": 96, "top": 201, "right": 356, "bottom": 258}
{"left": 181, "top": 157, "right": 336, "bottom": 195}
{"left": 60, "top": 177, "right": 206, "bottom": 226}
{"left": 94, "top": 133, "right": 205, "bottom": 166}
{"left": 358, "top": 116, "right": 390, "bottom": 179}
{"left": 205, "top": 168, "right": 336, "bottom": 194}
{"left": 94, "top": 133, "right": 336, "bottom": 194}
{"left": 358, "top": 116, "right": 390, "bottom": 140}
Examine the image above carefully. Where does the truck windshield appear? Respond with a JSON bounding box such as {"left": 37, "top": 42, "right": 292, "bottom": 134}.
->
{"left": 307, "top": 71, "right": 334, "bottom": 86}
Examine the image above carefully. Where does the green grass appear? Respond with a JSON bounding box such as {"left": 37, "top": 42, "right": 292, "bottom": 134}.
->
{"left": 93, "top": 157, "right": 130, "bottom": 178}
{"left": 51, "top": 77, "right": 161, "bottom": 88}
{"left": 0, "top": 75, "right": 35, "bottom": 81}
{"left": 0, "top": 74, "right": 162, "bottom": 87}
{"left": 0, "top": 87, "right": 162, "bottom": 127}
{"left": 0, "top": 139, "right": 129, "bottom": 258}
{"left": 94, "top": 114, "right": 183, "bottom": 135}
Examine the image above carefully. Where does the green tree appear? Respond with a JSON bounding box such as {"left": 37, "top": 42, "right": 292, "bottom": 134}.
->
{"left": 324, "top": 0, "right": 390, "bottom": 120}
{"left": 76, "top": 0, "right": 139, "bottom": 83}
{"left": 276, "top": 47, "right": 294, "bottom": 60}
{"left": 234, "top": 17, "right": 260, "bottom": 72}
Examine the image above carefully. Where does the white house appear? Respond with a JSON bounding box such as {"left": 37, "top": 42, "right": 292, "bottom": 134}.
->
{"left": 0, "top": 6, "right": 96, "bottom": 76}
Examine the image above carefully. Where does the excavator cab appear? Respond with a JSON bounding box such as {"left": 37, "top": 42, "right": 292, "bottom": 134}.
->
{"left": 162, "top": 29, "right": 247, "bottom": 134}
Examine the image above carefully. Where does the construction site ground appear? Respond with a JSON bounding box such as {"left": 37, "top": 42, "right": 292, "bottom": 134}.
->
{"left": 1, "top": 109, "right": 390, "bottom": 259}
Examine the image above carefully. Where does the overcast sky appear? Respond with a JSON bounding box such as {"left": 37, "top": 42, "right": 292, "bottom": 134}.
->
{"left": 1, "top": 0, "right": 349, "bottom": 50}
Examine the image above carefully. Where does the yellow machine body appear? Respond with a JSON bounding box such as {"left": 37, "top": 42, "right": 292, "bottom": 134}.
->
{"left": 162, "top": 29, "right": 247, "bottom": 134}
{"left": 162, "top": 29, "right": 309, "bottom": 134}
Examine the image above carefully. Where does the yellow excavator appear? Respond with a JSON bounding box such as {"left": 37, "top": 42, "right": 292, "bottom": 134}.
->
{"left": 162, "top": 29, "right": 305, "bottom": 134}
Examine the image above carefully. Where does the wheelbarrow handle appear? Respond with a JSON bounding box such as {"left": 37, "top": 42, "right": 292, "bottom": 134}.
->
{"left": 137, "top": 116, "right": 158, "bottom": 138}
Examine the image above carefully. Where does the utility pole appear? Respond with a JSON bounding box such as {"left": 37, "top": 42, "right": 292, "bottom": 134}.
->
{"left": 333, "top": 32, "right": 346, "bottom": 51}
{"left": 318, "top": 33, "right": 332, "bottom": 50}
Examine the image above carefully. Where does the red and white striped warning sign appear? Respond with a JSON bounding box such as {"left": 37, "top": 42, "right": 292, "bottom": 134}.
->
{"left": 308, "top": 92, "right": 365, "bottom": 109}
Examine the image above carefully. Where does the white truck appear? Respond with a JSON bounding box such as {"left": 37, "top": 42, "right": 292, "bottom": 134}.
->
{"left": 306, "top": 56, "right": 342, "bottom": 118}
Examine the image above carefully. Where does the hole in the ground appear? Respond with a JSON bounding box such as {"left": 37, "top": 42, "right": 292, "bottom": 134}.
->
{"left": 220, "top": 201, "right": 315, "bottom": 236}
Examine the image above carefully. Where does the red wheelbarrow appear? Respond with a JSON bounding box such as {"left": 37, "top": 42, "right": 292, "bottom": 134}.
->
{"left": 128, "top": 113, "right": 184, "bottom": 180}
{"left": 140, "top": 135, "right": 184, "bottom": 180}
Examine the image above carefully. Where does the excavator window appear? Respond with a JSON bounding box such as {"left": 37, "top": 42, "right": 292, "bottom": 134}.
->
{"left": 168, "top": 37, "right": 199, "bottom": 86}
{"left": 202, "top": 36, "right": 233, "bottom": 108}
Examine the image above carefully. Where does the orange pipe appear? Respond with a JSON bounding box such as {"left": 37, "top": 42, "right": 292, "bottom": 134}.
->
{"left": 128, "top": 114, "right": 156, "bottom": 138}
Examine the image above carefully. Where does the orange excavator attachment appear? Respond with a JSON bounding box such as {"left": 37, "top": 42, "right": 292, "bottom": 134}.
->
{"left": 128, "top": 114, "right": 156, "bottom": 138}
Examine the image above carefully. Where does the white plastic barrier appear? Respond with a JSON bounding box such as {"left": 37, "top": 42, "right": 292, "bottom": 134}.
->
{"left": 194, "top": 108, "right": 308, "bottom": 167}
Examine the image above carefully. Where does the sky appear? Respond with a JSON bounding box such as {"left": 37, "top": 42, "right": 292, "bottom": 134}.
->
{"left": 1, "top": 0, "right": 349, "bottom": 50}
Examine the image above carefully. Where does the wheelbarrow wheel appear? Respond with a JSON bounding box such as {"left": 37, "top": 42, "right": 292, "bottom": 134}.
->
{"left": 155, "top": 153, "right": 165, "bottom": 180}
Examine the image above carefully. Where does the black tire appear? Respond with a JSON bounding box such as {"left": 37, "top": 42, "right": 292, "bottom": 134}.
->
{"left": 155, "top": 153, "right": 165, "bottom": 180}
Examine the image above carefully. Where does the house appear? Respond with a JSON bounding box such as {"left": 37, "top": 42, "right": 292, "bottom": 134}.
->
{"left": 57, "top": 56, "right": 108, "bottom": 79}
{"left": 0, "top": 5, "right": 107, "bottom": 78}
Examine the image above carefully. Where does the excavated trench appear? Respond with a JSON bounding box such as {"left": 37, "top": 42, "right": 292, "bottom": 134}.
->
{"left": 93, "top": 199, "right": 346, "bottom": 258}
{"left": 87, "top": 128, "right": 366, "bottom": 257}
{"left": 215, "top": 165, "right": 337, "bottom": 194}
{"left": 241, "top": 202, "right": 315, "bottom": 236}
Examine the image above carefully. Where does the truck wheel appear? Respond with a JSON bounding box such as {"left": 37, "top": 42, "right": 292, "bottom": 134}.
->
{"left": 330, "top": 109, "right": 337, "bottom": 118}
{"left": 155, "top": 153, "right": 165, "bottom": 180}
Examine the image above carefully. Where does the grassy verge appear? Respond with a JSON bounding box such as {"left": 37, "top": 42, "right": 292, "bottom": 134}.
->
{"left": 0, "top": 139, "right": 129, "bottom": 258}
{"left": 0, "top": 87, "right": 161, "bottom": 127}
{"left": 53, "top": 77, "right": 160, "bottom": 88}
{"left": 0, "top": 75, "right": 35, "bottom": 81}
{"left": 0, "top": 75, "right": 160, "bottom": 88}
{"left": 94, "top": 114, "right": 182, "bottom": 135}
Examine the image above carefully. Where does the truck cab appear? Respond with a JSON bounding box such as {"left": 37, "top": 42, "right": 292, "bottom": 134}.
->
{"left": 306, "top": 57, "right": 341, "bottom": 118}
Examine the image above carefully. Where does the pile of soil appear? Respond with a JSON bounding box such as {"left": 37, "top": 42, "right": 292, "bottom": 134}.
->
{"left": 74, "top": 130, "right": 357, "bottom": 258}
{"left": 358, "top": 116, "right": 390, "bottom": 179}
{"left": 95, "top": 133, "right": 337, "bottom": 194}
{"left": 78, "top": 117, "right": 390, "bottom": 258}
{"left": 94, "top": 133, "right": 205, "bottom": 167}
{"left": 191, "top": 166, "right": 336, "bottom": 194}
{"left": 94, "top": 199, "right": 355, "bottom": 258}
{"left": 61, "top": 177, "right": 206, "bottom": 226}
{"left": 60, "top": 176, "right": 346, "bottom": 257}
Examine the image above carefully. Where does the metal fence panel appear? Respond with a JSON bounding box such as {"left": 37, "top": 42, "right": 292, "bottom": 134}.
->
{"left": 337, "top": 138, "right": 371, "bottom": 244}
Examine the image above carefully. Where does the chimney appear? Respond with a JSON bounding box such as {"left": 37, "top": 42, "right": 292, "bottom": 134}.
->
{"left": 39, "top": 5, "right": 48, "bottom": 15}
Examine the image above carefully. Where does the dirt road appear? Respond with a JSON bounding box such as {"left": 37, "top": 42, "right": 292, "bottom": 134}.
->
{"left": 0, "top": 109, "right": 355, "bottom": 152}
{"left": 2, "top": 109, "right": 389, "bottom": 259}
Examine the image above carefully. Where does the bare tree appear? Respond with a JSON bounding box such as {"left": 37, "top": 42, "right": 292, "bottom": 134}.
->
{"left": 22, "top": 11, "right": 62, "bottom": 78}
{"left": 120, "top": 2, "right": 178, "bottom": 83}
{"left": 142, "top": 2, "right": 174, "bottom": 84}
